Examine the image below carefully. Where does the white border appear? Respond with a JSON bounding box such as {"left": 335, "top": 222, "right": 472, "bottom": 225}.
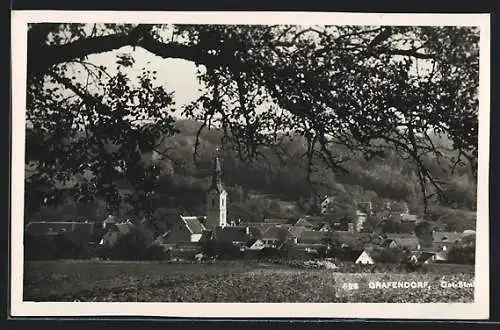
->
{"left": 10, "top": 11, "right": 491, "bottom": 319}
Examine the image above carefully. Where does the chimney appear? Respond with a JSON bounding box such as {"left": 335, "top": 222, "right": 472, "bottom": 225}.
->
{"left": 246, "top": 226, "right": 250, "bottom": 235}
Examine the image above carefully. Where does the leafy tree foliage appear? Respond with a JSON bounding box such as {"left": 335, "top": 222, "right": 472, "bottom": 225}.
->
{"left": 414, "top": 221, "right": 434, "bottom": 248}
{"left": 447, "top": 235, "right": 475, "bottom": 264}
{"left": 26, "top": 24, "right": 478, "bottom": 217}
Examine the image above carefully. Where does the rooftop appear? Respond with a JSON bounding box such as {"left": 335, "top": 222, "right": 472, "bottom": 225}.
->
{"left": 181, "top": 216, "right": 206, "bottom": 234}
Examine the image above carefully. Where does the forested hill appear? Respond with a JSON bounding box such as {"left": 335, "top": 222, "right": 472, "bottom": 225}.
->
{"left": 25, "top": 119, "right": 477, "bottom": 231}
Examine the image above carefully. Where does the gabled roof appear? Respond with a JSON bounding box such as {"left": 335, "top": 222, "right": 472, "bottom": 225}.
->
{"left": 181, "top": 216, "right": 205, "bottom": 234}
{"left": 262, "top": 226, "right": 291, "bottom": 240}
{"left": 384, "top": 234, "right": 420, "bottom": 249}
{"left": 313, "top": 223, "right": 330, "bottom": 230}
{"left": 214, "top": 226, "right": 254, "bottom": 242}
{"left": 413, "top": 251, "right": 435, "bottom": 263}
{"left": 380, "top": 238, "right": 398, "bottom": 248}
{"left": 295, "top": 217, "right": 315, "bottom": 227}
{"left": 245, "top": 238, "right": 261, "bottom": 248}
{"left": 355, "top": 250, "right": 375, "bottom": 264}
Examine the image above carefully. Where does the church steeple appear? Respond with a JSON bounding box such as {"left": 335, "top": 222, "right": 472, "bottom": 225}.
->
{"left": 209, "top": 147, "right": 224, "bottom": 192}
{"left": 206, "top": 147, "right": 227, "bottom": 229}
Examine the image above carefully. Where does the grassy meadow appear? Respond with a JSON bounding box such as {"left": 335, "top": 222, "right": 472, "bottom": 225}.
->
{"left": 23, "top": 260, "right": 475, "bottom": 303}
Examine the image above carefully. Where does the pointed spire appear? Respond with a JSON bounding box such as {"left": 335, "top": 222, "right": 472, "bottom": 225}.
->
{"left": 212, "top": 156, "right": 222, "bottom": 186}
{"left": 209, "top": 146, "right": 224, "bottom": 192}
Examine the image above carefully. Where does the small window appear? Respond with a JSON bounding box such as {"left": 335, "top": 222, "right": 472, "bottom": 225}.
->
{"left": 212, "top": 199, "right": 215, "bottom": 207}
{"left": 221, "top": 199, "right": 224, "bottom": 207}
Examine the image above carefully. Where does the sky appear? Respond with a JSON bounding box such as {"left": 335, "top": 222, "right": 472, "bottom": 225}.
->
{"left": 80, "top": 46, "right": 205, "bottom": 116}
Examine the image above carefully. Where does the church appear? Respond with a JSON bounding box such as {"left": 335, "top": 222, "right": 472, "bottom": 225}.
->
{"left": 161, "top": 151, "right": 229, "bottom": 244}
{"left": 205, "top": 154, "right": 227, "bottom": 229}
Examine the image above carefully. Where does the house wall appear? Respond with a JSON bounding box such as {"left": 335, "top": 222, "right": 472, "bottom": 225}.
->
{"left": 248, "top": 239, "right": 265, "bottom": 250}
{"left": 388, "top": 241, "right": 398, "bottom": 248}
{"left": 355, "top": 252, "right": 374, "bottom": 264}
{"left": 191, "top": 233, "right": 202, "bottom": 242}
{"left": 355, "top": 212, "right": 367, "bottom": 232}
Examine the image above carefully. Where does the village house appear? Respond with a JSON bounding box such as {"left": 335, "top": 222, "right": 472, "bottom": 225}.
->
{"left": 355, "top": 250, "right": 375, "bottom": 264}
{"left": 294, "top": 242, "right": 325, "bottom": 255}
{"left": 355, "top": 210, "right": 367, "bottom": 232}
{"left": 399, "top": 213, "right": 419, "bottom": 224}
{"left": 99, "top": 219, "right": 139, "bottom": 247}
{"left": 160, "top": 152, "right": 229, "bottom": 246}
{"left": 295, "top": 216, "right": 315, "bottom": 229}
{"left": 245, "top": 235, "right": 284, "bottom": 251}
{"left": 288, "top": 225, "right": 307, "bottom": 238}
{"left": 162, "top": 215, "right": 206, "bottom": 244}
{"left": 357, "top": 201, "right": 373, "bottom": 215}
{"left": 259, "top": 226, "right": 292, "bottom": 246}
{"left": 296, "top": 230, "right": 329, "bottom": 244}
{"left": 313, "top": 223, "right": 331, "bottom": 232}
{"left": 245, "top": 239, "right": 267, "bottom": 251}
{"left": 241, "top": 222, "right": 292, "bottom": 234}
{"left": 432, "top": 231, "right": 464, "bottom": 252}
{"left": 381, "top": 233, "right": 421, "bottom": 251}
{"left": 334, "top": 248, "right": 375, "bottom": 265}
{"left": 320, "top": 196, "right": 336, "bottom": 215}
{"left": 211, "top": 225, "right": 262, "bottom": 248}
{"left": 409, "top": 251, "right": 435, "bottom": 264}
{"left": 331, "top": 231, "right": 373, "bottom": 250}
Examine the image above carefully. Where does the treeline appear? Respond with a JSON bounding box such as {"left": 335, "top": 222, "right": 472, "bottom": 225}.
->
{"left": 25, "top": 119, "right": 477, "bottom": 232}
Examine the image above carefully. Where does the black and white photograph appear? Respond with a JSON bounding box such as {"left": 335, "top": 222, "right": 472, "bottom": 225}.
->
{"left": 10, "top": 11, "right": 490, "bottom": 319}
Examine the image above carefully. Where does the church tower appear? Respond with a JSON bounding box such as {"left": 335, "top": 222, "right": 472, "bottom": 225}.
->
{"left": 205, "top": 150, "right": 227, "bottom": 229}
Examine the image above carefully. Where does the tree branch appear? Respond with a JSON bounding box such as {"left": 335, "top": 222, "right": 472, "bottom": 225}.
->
{"left": 28, "top": 25, "right": 215, "bottom": 77}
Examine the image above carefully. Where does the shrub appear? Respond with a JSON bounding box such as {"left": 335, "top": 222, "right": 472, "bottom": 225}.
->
{"left": 201, "top": 240, "right": 243, "bottom": 260}
{"left": 447, "top": 245, "right": 475, "bottom": 264}
{"left": 142, "top": 244, "right": 169, "bottom": 261}
{"left": 372, "top": 247, "right": 407, "bottom": 264}
{"left": 24, "top": 234, "right": 56, "bottom": 260}
{"left": 258, "top": 247, "right": 281, "bottom": 259}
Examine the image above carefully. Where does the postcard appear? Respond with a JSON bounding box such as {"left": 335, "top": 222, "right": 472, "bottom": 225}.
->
{"left": 10, "top": 10, "right": 490, "bottom": 319}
